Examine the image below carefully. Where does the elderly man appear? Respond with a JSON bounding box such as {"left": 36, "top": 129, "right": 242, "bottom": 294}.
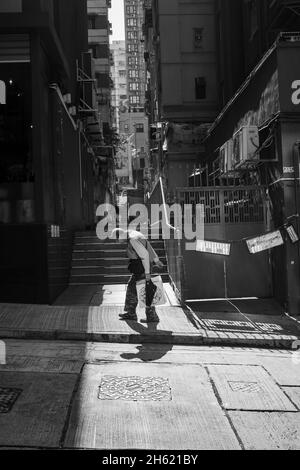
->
{"left": 113, "top": 228, "right": 164, "bottom": 323}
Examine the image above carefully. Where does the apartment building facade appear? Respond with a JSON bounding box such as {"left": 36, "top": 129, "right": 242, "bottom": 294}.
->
{"left": 87, "top": 0, "right": 116, "bottom": 205}
{"left": 143, "top": 0, "right": 220, "bottom": 192}
{"left": 111, "top": 40, "right": 127, "bottom": 133}
{"left": 122, "top": 0, "right": 149, "bottom": 190}
{"left": 0, "top": 0, "right": 98, "bottom": 303}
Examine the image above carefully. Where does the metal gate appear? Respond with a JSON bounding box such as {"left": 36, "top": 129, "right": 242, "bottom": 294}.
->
{"left": 176, "top": 186, "right": 273, "bottom": 300}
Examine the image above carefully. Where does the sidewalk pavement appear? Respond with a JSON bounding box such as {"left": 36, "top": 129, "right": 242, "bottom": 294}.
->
{"left": 0, "top": 284, "right": 299, "bottom": 349}
{"left": 1, "top": 341, "right": 300, "bottom": 449}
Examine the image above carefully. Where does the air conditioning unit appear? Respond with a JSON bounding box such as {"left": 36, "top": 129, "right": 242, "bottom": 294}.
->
{"left": 233, "top": 126, "right": 259, "bottom": 169}
{"left": 219, "top": 139, "right": 233, "bottom": 175}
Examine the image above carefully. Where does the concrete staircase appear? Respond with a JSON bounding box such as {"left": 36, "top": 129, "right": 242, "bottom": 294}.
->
{"left": 70, "top": 231, "right": 170, "bottom": 286}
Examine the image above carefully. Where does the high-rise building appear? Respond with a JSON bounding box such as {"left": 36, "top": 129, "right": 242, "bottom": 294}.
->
{"left": 87, "top": 0, "right": 116, "bottom": 205}
{"left": 124, "top": 0, "right": 146, "bottom": 113}
{"left": 87, "top": 0, "right": 113, "bottom": 138}
{"left": 111, "top": 40, "right": 127, "bottom": 133}
{"left": 120, "top": 0, "right": 149, "bottom": 190}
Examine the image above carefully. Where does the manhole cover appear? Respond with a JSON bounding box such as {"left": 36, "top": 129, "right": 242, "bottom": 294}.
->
{"left": 228, "top": 381, "right": 262, "bottom": 393}
{"left": 98, "top": 376, "right": 172, "bottom": 402}
{"left": 0, "top": 387, "right": 22, "bottom": 413}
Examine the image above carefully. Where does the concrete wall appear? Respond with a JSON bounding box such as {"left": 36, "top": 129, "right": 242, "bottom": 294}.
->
{"left": 157, "top": 0, "right": 219, "bottom": 121}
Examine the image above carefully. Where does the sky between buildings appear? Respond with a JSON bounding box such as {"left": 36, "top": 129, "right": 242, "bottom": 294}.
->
{"left": 109, "top": 0, "right": 125, "bottom": 42}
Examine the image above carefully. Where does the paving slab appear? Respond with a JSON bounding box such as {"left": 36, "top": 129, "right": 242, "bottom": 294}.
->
{"left": 207, "top": 364, "right": 297, "bottom": 411}
{"left": 0, "top": 372, "right": 78, "bottom": 447}
{"left": 0, "top": 356, "right": 83, "bottom": 374}
{"left": 228, "top": 411, "right": 300, "bottom": 450}
{"left": 282, "top": 387, "right": 300, "bottom": 410}
{"left": 260, "top": 357, "right": 300, "bottom": 386}
{"left": 64, "top": 363, "right": 240, "bottom": 450}
{"left": 54, "top": 283, "right": 177, "bottom": 307}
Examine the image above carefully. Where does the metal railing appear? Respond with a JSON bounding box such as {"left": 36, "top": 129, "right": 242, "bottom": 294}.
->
{"left": 147, "top": 177, "right": 186, "bottom": 302}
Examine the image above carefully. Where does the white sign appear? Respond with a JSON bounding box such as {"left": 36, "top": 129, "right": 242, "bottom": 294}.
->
{"left": 0, "top": 80, "right": 6, "bottom": 105}
{"left": 246, "top": 230, "right": 284, "bottom": 254}
{"left": 292, "top": 80, "right": 300, "bottom": 105}
{"left": 283, "top": 167, "right": 295, "bottom": 174}
{"left": 0, "top": 341, "right": 6, "bottom": 365}
{"left": 196, "top": 240, "right": 231, "bottom": 256}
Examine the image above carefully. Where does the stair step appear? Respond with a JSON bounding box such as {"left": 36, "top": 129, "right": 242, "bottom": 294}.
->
{"left": 74, "top": 236, "right": 165, "bottom": 242}
{"left": 73, "top": 249, "right": 166, "bottom": 259}
{"left": 72, "top": 257, "right": 167, "bottom": 267}
{"left": 71, "top": 231, "right": 169, "bottom": 286}
{"left": 69, "top": 274, "right": 170, "bottom": 285}
{"left": 71, "top": 267, "right": 129, "bottom": 275}
{"left": 73, "top": 252, "right": 128, "bottom": 260}
{"left": 72, "top": 258, "right": 128, "bottom": 267}
{"left": 73, "top": 241, "right": 165, "bottom": 249}
{"left": 71, "top": 266, "right": 169, "bottom": 275}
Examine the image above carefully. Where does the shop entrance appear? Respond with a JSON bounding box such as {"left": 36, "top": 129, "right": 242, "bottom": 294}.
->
{"left": 177, "top": 186, "right": 273, "bottom": 300}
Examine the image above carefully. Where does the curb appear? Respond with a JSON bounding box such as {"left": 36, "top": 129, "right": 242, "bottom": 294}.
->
{"left": 0, "top": 328, "right": 298, "bottom": 349}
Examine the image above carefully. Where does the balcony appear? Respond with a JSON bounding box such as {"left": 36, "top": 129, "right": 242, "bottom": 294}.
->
{"left": 268, "top": 0, "right": 300, "bottom": 29}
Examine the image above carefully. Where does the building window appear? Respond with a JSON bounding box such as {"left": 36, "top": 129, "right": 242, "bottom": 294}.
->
{"left": 127, "top": 31, "right": 138, "bottom": 40}
{"left": 0, "top": 64, "right": 34, "bottom": 185}
{"left": 195, "top": 77, "right": 206, "bottom": 100}
{"left": 128, "top": 56, "right": 138, "bottom": 66}
{"left": 129, "top": 70, "right": 139, "bottom": 78}
{"left": 96, "top": 73, "right": 110, "bottom": 89}
{"left": 88, "top": 15, "right": 107, "bottom": 30}
{"left": 130, "top": 96, "right": 140, "bottom": 105}
{"left": 119, "top": 70, "right": 126, "bottom": 77}
{"left": 129, "top": 82, "right": 140, "bottom": 91}
{"left": 128, "top": 44, "right": 139, "bottom": 53}
{"left": 126, "top": 5, "right": 137, "bottom": 14}
{"left": 194, "top": 28, "right": 203, "bottom": 48}
{"left": 89, "top": 44, "right": 109, "bottom": 59}
{"left": 120, "top": 94, "right": 127, "bottom": 99}
{"left": 127, "top": 18, "right": 137, "bottom": 27}
{"left": 135, "top": 123, "right": 144, "bottom": 133}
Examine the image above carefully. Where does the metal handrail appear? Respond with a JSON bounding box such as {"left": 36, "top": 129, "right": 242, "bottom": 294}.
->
{"left": 148, "top": 177, "right": 185, "bottom": 302}
{"left": 149, "top": 177, "right": 180, "bottom": 234}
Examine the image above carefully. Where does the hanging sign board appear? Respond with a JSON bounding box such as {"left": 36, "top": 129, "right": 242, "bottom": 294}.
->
{"left": 196, "top": 240, "right": 231, "bottom": 256}
{"left": 286, "top": 225, "right": 299, "bottom": 244}
{"left": 0, "top": 80, "right": 6, "bottom": 105}
{"left": 246, "top": 230, "right": 284, "bottom": 254}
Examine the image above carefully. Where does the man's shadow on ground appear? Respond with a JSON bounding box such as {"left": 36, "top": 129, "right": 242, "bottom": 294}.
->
{"left": 120, "top": 317, "right": 174, "bottom": 362}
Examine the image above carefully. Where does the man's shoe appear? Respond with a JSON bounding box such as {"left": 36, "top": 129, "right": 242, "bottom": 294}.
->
{"left": 141, "top": 309, "right": 160, "bottom": 323}
{"left": 140, "top": 316, "right": 160, "bottom": 323}
{"left": 119, "top": 312, "right": 138, "bottom": 321}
